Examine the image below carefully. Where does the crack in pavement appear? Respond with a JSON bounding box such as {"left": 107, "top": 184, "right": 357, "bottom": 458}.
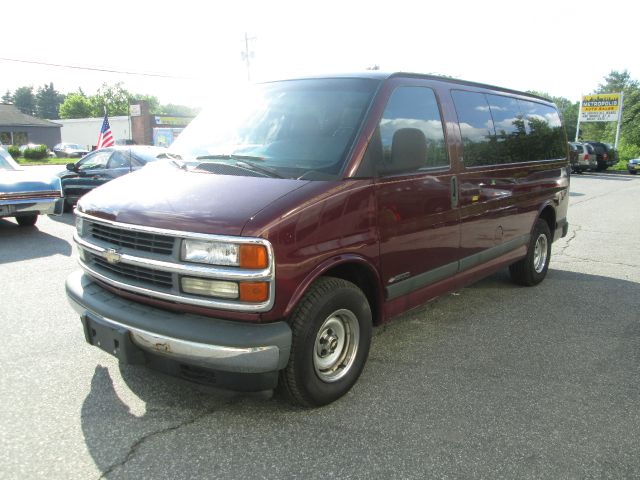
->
{"left": 556, "top": 224, "right": 582, "bottom": 256}
{"left": 97, "top": 402, "right": 231, "bottom": 480}
{"left": 557, "top": 253, "right": 639, "bottom": 269}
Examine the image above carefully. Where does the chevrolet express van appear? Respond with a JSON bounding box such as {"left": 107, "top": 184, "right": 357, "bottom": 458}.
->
{"left": 66, "top": 72, "right": 569, "bottom": 406}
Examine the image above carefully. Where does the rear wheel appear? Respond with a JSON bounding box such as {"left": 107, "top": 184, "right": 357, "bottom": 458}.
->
{"left": 509, "top": 218, "right": 551, "bottom": 286}
{"left": 15, "top": 214, "right": 38, "bottom": 227}
{"left": 279, "top": 277, "right": 372, "bottom": 407}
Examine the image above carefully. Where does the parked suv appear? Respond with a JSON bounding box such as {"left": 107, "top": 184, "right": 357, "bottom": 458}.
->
{"left": 583, "top": 141, "right": 618, "bottom": 171}
{"left": 568, "top": 142, "right": 597, "bottom": 173}
{"left": 65, "top": 73, "right": 570, "bottom": 406}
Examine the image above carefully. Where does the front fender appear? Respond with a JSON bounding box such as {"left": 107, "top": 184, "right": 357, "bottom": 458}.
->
{"left": 282, "top": 254, "right": 383, "bottom": 323}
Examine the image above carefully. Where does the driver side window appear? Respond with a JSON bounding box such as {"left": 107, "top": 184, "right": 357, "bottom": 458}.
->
{"left": 78, "top": 151, "right": 110, "bottom": 171}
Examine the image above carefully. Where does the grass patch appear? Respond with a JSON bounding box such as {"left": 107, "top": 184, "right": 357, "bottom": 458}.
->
{"left": 16, "top": 157, "right": 77, "bottom": 166}
{"left": 612, "top": 161, "right": 628, "bottom": 171}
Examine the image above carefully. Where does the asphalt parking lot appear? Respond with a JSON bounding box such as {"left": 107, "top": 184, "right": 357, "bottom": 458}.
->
{"left": 1, "top": 171, "right": 639, "bottom": 479}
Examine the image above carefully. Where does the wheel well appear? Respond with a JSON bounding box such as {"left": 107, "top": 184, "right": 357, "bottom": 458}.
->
{"left": 323, "top": 263, "right": 382, "bottom": 325}
{"left": 539, "top": 206, "right": 556, "bottom": 241}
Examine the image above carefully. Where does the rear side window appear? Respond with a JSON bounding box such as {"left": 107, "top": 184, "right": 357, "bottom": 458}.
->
{"left": 451, "top": 90, "right": 495, "bottom": 166}
{"left": 486, "top": 94, "right": 526, "bottom": 165}
{"left": 376, "top": 86, "right": 448, "bottom": 174}
{"left": 453, "top": 90, "right": 566, "bottom": 166}
{"left": 577, "top": 145, "right": 584, "bottom": 153}
{"left": 518, "top": 100, "right": 565, "bottom": 160}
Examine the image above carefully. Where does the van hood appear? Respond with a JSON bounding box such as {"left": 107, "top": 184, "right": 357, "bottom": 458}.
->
{"left": 78, "top": 165, "right": 309, "bottom": 236}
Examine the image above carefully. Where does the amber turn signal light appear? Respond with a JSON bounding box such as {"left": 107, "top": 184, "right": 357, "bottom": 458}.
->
{"left": 239, "top": 282, "right": 269, "bottom": 302}
{"left": 239, "top": 244, "right": 268, "bottom": 269}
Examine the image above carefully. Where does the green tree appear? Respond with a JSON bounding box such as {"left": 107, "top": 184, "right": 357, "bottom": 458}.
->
{"left": 160, "top": 103, "right": 199, "bottom": 116}
{"left": 13, "top": 86, "right": 36, "bottom": 115}
{"left": 35, "top": 83, "right": 65, "bottom": 119}
{"left": 597, "top": 70, "right": 638, "bottom": 93}
{"left": 59, "top": 92, "right": 94, "bottom": 119}
{"left": 131, "top": 94, "right": 161, "bottom": 114}
{"left": 91, "top": 82, "right": 131, "bottom": 116}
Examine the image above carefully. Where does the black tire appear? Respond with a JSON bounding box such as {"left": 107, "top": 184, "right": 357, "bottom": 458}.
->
{"left": 278, "top": 277, "right": 372, "bottom": 407}
{"left": 15, "top": 214, "right": 38, "bottom": 227}
{"left": 509, "top": 218, "right": 551, "bottom": 286}
{"left": 63, "top": 198, "right": 74, "bottom": 213}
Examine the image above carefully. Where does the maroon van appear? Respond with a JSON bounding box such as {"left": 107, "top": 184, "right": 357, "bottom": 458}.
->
{"left": 66, "top": 72, "right": 569, "bottom": 406}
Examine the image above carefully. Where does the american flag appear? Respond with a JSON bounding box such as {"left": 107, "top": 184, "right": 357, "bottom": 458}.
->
{"left": 96, "top": 113, "right": 115, "bottom": 149}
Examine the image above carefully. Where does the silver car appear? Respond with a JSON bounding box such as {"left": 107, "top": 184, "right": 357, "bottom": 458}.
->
{"left": 0, "top": 146, "right": 64, "bottom": 226}
{"left": 568, "top": 142, "right": 597, "bottom": 173}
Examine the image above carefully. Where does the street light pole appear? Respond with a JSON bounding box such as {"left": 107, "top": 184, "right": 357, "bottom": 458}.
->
{"left": 241, "top": 33, "right": 256, "bottom": 81}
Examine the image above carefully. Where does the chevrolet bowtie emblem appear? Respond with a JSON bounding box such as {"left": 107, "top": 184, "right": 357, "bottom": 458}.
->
{"left": 104, "top": 248, "right": 122, "bottom": 264}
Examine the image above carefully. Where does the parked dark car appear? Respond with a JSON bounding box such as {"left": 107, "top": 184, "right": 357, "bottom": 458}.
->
{"left": 53, "top": 143, "right": 90, "bottom": 158}
{"left": 627, "top": 158, "right": 640, "bottom": 174}
{"left": 66, "top": 72, "right": 569, "bottom": 407}
{"left": 583, "top": 141, "right": 618, "bottom": 171}
{"left": 58, "top": 145, "right": 167, "bottom": 210}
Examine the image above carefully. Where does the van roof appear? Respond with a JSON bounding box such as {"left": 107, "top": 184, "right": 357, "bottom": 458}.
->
{"left": 270, "top": 71, "right": 553, "bottom": 103}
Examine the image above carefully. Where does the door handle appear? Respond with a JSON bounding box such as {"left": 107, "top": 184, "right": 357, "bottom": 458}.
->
{"left": 451, "top": 176, "right": 459, "bottom": 208}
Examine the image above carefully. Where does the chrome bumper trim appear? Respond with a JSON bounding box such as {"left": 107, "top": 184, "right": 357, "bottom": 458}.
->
{"left": 67, "top": 295, "right": 280, "bottom": 374}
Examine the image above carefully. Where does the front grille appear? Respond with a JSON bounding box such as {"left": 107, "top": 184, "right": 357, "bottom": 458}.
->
{"left": 90, "top": 254, "right": 173, "bottom": 288}
{"left": 90, "top": 222, "right": 175, "bottom": 254}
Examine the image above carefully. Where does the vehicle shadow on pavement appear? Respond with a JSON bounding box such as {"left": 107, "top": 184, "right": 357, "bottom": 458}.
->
{"left": 79, "top": 268, "right": 640, "bottom": 479}
{"left": 0, "top": 219, "right": 72, "bottom": 264}
{"left": 48, "top": 212, "right": 76, "bottom": 226}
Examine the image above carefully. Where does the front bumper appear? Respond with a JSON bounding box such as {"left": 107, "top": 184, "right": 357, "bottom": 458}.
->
{"left": 0, "top": 197, "right": 64, "bottom": 217}
{"left": 66, "top": 271, "right": 291, "bottom": 387}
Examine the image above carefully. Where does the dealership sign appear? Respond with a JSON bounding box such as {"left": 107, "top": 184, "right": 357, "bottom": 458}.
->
{"left": 579, "top": 93, "right": 622, "bottom": 122}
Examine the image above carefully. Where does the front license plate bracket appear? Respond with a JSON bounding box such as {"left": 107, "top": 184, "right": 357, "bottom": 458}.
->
{"left": 81, "top": 315, "right": 145, "bottom": 364}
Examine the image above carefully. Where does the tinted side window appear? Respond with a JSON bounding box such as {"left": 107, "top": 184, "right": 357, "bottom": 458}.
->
{"left": 107, "top": 151, "right": 130, "bottom": 169}
{"left": 377, "top": 86, "right": 448, "bottom": 174}
{"left": 518, "top": 100, "right": 565, "bottom": 160}
{"left": 451, "top": 90, "right": 496, "bottom": 166}
{"left": 486, "top": 94, "right": 527, "bottom": 164}
{"left": 78, "top": 151, "right": 110, "bottom": 170}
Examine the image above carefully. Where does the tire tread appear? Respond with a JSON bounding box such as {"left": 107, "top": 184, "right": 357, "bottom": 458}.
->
{"left": 279, "top": 277, "right": 362, "bottom": 407}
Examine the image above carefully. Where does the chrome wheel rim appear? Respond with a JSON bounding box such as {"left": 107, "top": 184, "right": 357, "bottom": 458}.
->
{"left": 313, "top": 309, "right": 360, "bottom": 383}
{"left": 533, "top": 233, "right": 548, "bottom": 273}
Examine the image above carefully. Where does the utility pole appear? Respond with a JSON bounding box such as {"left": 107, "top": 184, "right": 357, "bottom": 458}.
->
{"left": 241, "top": 33, "right": 256, "bottom": 81}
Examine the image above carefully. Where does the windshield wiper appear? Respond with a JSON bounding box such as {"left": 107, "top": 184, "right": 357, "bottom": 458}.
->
{"left": 195, "top": 154, "right": 283, "bottom": 178}
{"left": 156, "top": 152, "right": 186, "bottom": 170}
{"left": 196, "top": 154, "right": 265, "bottom": 162}
{"left": 234, "top": 160, "right": 283, "bottom": 179}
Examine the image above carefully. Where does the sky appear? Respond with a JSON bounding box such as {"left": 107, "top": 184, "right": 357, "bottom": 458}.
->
{"left": 2, "top": 0, "right": 637, "bottom": 109}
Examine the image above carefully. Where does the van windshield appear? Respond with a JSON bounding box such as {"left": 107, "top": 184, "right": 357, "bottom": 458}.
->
{"left": 169, "top": 78, "right": 379, "bottom": 179}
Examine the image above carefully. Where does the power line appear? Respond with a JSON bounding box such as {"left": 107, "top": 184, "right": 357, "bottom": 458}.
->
{"left": 0, "top": 57, "right": 194, "bottom": 80}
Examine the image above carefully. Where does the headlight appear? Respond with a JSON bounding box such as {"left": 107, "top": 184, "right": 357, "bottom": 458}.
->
{"left": 181, "top": 240, "right": 268, "bottom": 269}
{"left": 182, "top": 240, "right": 239, "bottom": 266}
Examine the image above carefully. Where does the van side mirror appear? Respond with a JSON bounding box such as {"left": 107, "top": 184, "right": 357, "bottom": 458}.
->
{"left": 66, "top": 162, "right": 77, "bottom": 172}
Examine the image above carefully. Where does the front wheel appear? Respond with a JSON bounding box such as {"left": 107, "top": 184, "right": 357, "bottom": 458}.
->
{"left": 279, "top": 277, "right": 372, "bottom": 407}
{"left": 509, "top": 219, "right": 551, "bottom": 286}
